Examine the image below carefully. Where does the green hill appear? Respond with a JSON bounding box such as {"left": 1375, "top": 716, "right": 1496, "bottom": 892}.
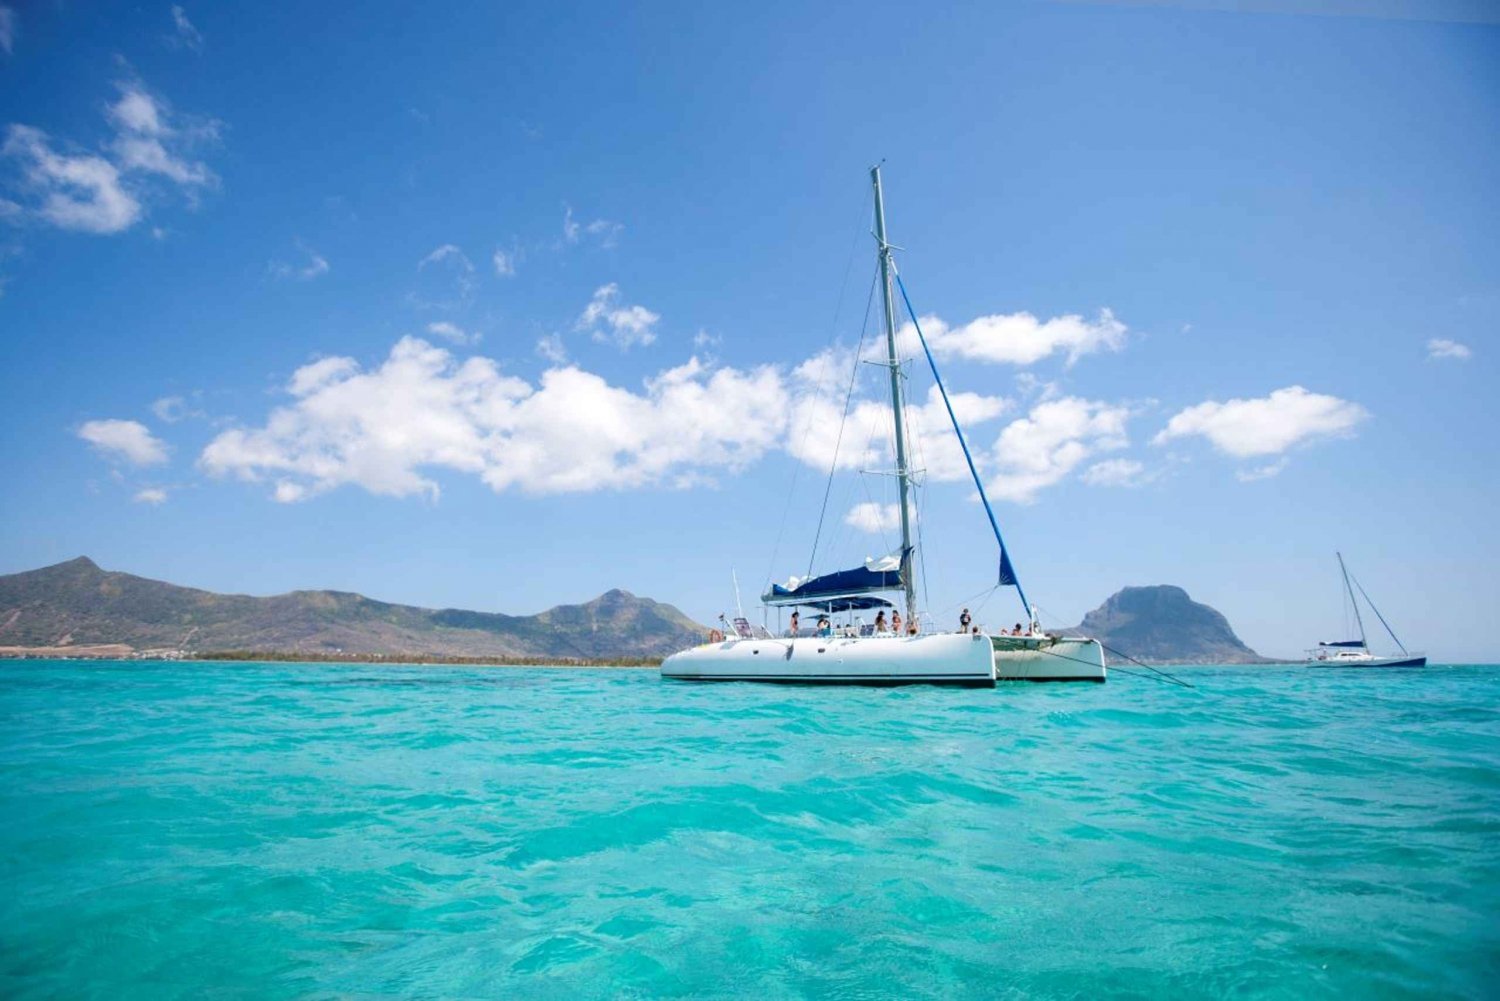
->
{"left": 0, "top": 557, "right": 706, "bottom": 661}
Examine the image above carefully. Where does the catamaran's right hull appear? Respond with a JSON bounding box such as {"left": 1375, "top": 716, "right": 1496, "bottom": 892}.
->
{"left": 1305, "top": 655, "right": 1427, "bottom": 668}
{"left": 992, "top": 636, "right": 1107, "bottom": 682}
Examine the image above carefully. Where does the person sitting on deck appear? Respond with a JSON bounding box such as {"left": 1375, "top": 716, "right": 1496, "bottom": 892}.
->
{"left": 1013, "top": 623, "right": 1023, "bottom": 636}
{"left": 908, "top": 624, "right": 918, "bottom": 636}
{"left": 817, "top": 615, "right": 831, "bottom": 637}
{"left": 874, "top": 611, "right": 887, "bottom": 633}
{"left": 891, "top": 610, "right": 902, "bottom": 635}
{"left": 959, "top": 608, "right": 972, "bottom": 633}
{"left": 790, "top": 610, "right": 799, "bottom": 637}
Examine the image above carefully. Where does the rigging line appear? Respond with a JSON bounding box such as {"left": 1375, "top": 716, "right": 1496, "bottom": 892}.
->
{"left": 894, "top": 271, "right": 1033, "bottom": 622}
{"left": 806, "top": 267, "right": 880, "bottom": 579}
{"left": 1030, "top": 645, "right": 1194, "bottom": 689}
{"left": 764, "top": 197, "right": 876, "bottom": 592}
{"left": 1096, "top": 642, "right": 1196, "bottom": 689}
{"left": 1348, "top": 572, "right": 1409, "bottom": 654}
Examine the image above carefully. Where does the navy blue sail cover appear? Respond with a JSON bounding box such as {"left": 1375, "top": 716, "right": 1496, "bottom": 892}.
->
{"left": 1319, "top": 640, "right": 1367, "bottom": 648}
{"left": 764, "top": 550, "right": 907, "bottom": 606}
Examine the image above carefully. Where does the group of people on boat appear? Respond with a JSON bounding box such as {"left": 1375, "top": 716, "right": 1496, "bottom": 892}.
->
{"left": 770, "top": 606, "right": 1032, "bottom": 640}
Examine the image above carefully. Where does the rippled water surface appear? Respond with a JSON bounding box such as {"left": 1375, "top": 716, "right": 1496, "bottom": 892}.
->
{"left": 1, "top": 660, "right": 1497, "bottom": 999}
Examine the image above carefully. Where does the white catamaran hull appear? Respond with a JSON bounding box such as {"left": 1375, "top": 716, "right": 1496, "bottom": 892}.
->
{"left": 992, "top": 635, "right": 1108, "bottom": 682}
{"left": 660, "top": 632, "right": 1108, "bottom": 685}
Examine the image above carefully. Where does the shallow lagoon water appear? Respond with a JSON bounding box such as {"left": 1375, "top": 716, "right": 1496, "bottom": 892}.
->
{"left": 1, "top": 659, "right": 1496, "bottom": 999}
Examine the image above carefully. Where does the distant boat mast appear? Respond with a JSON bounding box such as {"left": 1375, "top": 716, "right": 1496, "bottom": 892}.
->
{"left": 871, "top": 164, "right": 918, "bottom": 627}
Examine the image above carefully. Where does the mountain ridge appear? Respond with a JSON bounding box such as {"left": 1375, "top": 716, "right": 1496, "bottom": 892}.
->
{"left": 0, "top": 557, "right": 707, "bottom": 660}
{"left": 1064, "top": 584, "right": 1271, "bottom": 664}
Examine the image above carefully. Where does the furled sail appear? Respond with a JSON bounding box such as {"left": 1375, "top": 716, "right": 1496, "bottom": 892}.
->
{"left": 763, "top": 549, "right": 907, "bottom": 607}
{"left": 1318, "top": 640, "right": 1367, "bottom": 648}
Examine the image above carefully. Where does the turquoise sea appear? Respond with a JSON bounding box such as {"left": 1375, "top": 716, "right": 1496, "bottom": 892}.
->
{"left": 1, "top": 660, "right": 1496, "bottom": 999}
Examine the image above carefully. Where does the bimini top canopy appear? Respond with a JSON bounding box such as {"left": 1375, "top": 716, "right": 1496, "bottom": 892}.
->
{"left": 763, "top": 550, "right": 906, "bottom": 608}
{"left": 795, "top": 596, "right": 895, "bottom": 613}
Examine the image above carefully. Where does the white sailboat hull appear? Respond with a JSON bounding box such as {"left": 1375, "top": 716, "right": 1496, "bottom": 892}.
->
{"left": 992, "top": 635, "right": 1108, "bottom": 682}
{"left": 660, "top": 632, "right": 1108, "bottom": 685}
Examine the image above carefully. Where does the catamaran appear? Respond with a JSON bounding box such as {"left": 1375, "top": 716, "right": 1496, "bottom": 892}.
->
{"left": 1305, "top": 552, "right": 1426, "bottom": 668}
{"left": 660, "top": 167, "right": 1106, "bottom": 686}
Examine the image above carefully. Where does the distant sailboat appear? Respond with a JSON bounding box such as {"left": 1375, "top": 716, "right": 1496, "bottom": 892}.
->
{"left": 660, "top": 167, "right": 1106, "bottom": 686}
{"left": 1305, "top": 552, "right": 1426, "bottom": 668}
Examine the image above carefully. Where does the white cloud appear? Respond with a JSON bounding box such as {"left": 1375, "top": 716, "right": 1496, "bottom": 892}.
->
{"left": 693, "top": 330, "right": 721, "bottom": 349}
{"left": 561, "top": 203, "right": 621, "bottom": 248}
{"left": 845, "top": 502, "right": 901, "bottom": 533}
{"left": 269, "top": 242, "right": 329, "bottom": 281}
{"left": 169, "top": 6, "right": 203, "bottom": 50}
{"left": 106, "top": 84, "right": 215, "bottom": 188}
{"left": 2, "top": 80, "right": 216, "bottom": 234}
{"left": 2, "top": 126, "right": 140, "bottom": 233}
{"left": 78, "top": 419, "right": 169, "bottom": 466}
{"left": 151, "top": 395, "right": 195, "bottom": 422}
{"left": 0, "top": 6, "right": 14, "bottom": 56}
{"left": 134, "top": 487, "right": 169, "bottom": 505}
{"left": 535, "top": 334, "right": 567, "bottom": 364}
{"left": 1427, "top": 338, "right": 1471, "bottom": 361}
{"left": 1153, "top": 386, "right": 1369, "bottom": 458}
{"left": 577, "top": 283, "right": 659, "bottom": 349}
{"left": 492, "top": 247, "right": 516, "bottom": 277}
{"left": 1082, "top": 457, "right": 1149, "bottom": 487}
{"left": 1236, "top": 459, "right": 1288, "bottom": 482}
{"left": 899, "top": 308, "right": 1126, "bottom": 367}
{"left": 412, "top": 243, "right": 475, "bottom": 307}
{"left": 200, "top": 337, "right": 789, "bottom": 501}
{"left": 986, "top": 397, "right": 1132, "bottom": 503}
{"left": 426, "top": 321, "right": 480, "bottom": 346}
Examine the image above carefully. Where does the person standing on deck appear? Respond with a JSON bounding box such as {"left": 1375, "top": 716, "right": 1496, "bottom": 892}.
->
{"left": 790, "top": 610, "right": 799, "bottom": 637}
{"left": 959, "top": 608, "right": 972, "bottom": 633}
{"left": 891, "top": 610, "right": 902, "bottom": 636}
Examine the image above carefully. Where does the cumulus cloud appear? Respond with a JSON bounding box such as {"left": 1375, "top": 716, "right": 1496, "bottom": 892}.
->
{"left": 1153, "top": 386, "right": 1369, "bottom": 458}
{"left": 78, "top": 419, "right": 169, "bottom": 466}
{"left": 134, "top": 487, "right": 169, "bottom": 505}
{"left": 577, "top": 283, "right": 659, "bottom": 349}
{"left": 2, "top": 80, "right": 216, "bottom": 234}
{"left": 492, "top": 247, "right": 516, "bottom": 277}
{"left": 1427, "top": 338, "right": 1471, "bottom": 361}
{"left": 986, "top": 397, "right": 1132, "bottom": 503}
{"left": 1, "top": 126, "right": 140, "bottom": 233}
{"left": 899, "top": 308, "right": 1126, "bottom": 367}
{"left": 199, "top": 338, "right": 789, "bottom": 501}
{"left": 845, "top": 502, "right": 901, "bottom": 533}
{"left": 105, "top": 84, "right": 216, "bottom": 188}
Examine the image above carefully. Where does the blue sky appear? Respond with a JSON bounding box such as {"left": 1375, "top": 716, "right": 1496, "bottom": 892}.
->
{"left": 1, "top": 1, "right": 1496, "bottom": 660}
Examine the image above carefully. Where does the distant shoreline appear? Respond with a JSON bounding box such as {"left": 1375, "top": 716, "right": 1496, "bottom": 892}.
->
{"left": 0, "top": 647, "right": 662, "bottom": 668}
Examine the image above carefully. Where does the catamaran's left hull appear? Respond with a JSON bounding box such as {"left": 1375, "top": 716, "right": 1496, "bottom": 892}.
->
{"left": 661, "top": 632, "right": 998, "bottom": 686}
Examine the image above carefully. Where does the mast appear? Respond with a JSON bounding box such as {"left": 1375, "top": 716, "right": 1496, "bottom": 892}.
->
{"left": 871, "top": 165, "right": 918, "bottom": 626}
{"left": 1337, "top": 551, "right": 1368, "bottom": 649}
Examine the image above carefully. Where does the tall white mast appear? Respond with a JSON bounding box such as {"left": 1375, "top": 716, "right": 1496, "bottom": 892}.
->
{"left": 871, "top": 165, "right": 918, "bottom": 626}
